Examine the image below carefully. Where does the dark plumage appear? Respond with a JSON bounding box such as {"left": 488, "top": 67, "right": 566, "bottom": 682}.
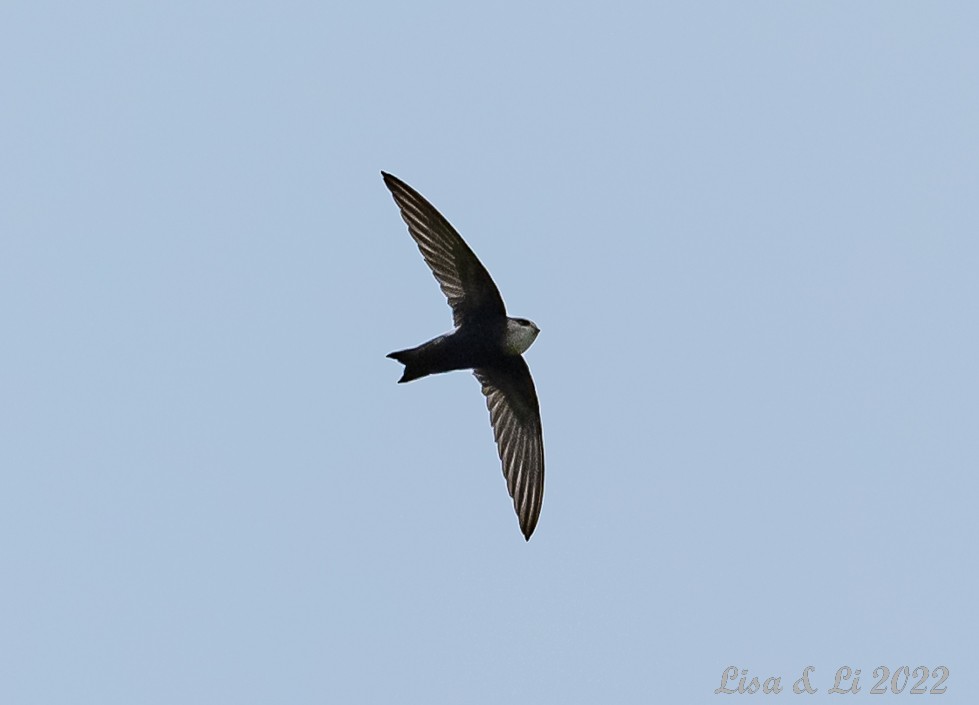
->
{"left": 383, "top": 172, "right": 545, "bottom": 540}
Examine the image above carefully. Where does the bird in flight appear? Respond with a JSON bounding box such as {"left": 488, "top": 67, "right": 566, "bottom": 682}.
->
{"left": 382, "top": 172, "right": 545, "bottom": 540}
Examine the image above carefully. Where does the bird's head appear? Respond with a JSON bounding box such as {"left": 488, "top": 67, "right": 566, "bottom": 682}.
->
{"left": 504, "top": 317, "right": 540, "bottom": 355}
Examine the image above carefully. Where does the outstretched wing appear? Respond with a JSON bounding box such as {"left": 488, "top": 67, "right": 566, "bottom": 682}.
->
{"left": 473, "top": 357, "right": 544, "bottom": 540}
{"left": 383, "top": 172, "right": 507, "bottom": 327}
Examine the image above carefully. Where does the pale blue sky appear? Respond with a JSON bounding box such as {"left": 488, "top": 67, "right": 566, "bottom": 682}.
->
{"left": 2, "top": 2, "right": 976, "bottom": 703}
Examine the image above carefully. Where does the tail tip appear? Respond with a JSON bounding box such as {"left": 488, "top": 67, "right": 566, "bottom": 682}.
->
{"left": 387, "top": 349, "right": 421, "bottom": 383}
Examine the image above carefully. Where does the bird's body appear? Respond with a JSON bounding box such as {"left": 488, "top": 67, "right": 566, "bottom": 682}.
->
{"left": 388, "top": 318, "right": 538, "bottom": 383}
{"left": 382, "top": 172, "right": 545, "bottom": 540}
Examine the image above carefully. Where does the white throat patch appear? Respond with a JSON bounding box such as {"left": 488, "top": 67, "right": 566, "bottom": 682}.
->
{"left": 504, "top": 318, "right": 540, "bottom": 355}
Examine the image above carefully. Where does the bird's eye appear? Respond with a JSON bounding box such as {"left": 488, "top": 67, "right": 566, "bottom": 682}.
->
{"left": 516, "top": 318, "right": 529, "bottom": 326}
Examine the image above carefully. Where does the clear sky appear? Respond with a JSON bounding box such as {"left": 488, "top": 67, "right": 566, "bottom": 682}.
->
{"left": 2, "top": 2, "right": 976, "bottom": 703}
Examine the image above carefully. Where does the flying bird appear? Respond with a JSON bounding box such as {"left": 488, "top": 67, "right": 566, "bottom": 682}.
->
{"left": 382, "top": 171, "right": 545, "bottom": 540}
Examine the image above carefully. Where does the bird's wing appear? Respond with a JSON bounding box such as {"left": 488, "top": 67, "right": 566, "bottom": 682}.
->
{"left": 473, "top": 357, "right": 544, "bottom": 540}
{"left": 383, "top": 172, "right": 506, "bottom": 327}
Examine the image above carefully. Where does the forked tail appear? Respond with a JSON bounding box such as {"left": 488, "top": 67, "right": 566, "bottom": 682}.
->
{"left": 386, "top": 347, "right": 429, "bottom": 383}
